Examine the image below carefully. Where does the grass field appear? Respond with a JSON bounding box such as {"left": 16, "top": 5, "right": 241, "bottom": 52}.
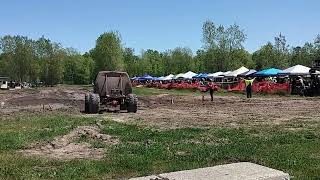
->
{"left": 0, "top": 87, "right": 319, "bottom": 179}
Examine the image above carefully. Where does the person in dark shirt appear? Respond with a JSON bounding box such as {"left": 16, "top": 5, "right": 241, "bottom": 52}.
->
{"left": 208, "top": 79, "right": 214, "bottom": 101}
{"left": 244, "top": 77, "right": 256, "bottom": 98}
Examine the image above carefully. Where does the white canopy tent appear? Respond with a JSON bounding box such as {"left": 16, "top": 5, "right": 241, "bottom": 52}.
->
{"left": 279, "top": 65, "right": 311, "bottom": 75}
{"left": 208, "top": 72, "right": 223, "bottom": 78}
{"left": 208, "top": 71, "right": 231, "bottom": 82}
{"left": 224, "top": 66, "right": 249, "bottom": 77}
{"left": 173, "top": 73, "right": 185, "bottom": 79}
{"left": 220, "top": 71, "right": 232, "bottom": 76}
{"left": 157, "top": 76, "right": 165, "bottom": 81}
{"left": 163, "top": 74, "right": 174, "bottom": 80}
{"left": 174, "top": 71, "right": 197, "bottom": 79}
{"left": 182, "top": 71, "right": 197, "bottom": 79}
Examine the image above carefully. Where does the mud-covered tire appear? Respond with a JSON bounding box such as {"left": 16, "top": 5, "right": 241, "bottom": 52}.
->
{"left": 89, "top": 93, "right": 100, "bottom": 114}
{"left": 85, "top": 94, "right": 89, "bottom": 113}
{"left": 126, "top": 94, "right": 138, "bottom": 113}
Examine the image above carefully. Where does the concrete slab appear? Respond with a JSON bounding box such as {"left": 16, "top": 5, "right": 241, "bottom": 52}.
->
{"left": 130, "top": 162, "right": 290, "bottom": 180}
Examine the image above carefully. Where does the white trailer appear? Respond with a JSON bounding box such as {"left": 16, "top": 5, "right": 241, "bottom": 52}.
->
{"left": 0, "top": 77, "right": 9, "bottom": 90}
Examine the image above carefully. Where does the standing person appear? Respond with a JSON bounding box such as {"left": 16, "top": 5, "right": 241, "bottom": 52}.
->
{"left": 200, "top": 78, "right": 207, "bottom": 101}
{"left": 244, "top": 77, "right": 255, "bottom": 98}
{"left": 209, "top": 87, "right": 214, "bottom": 101}
{"left": 291, "top": 77, "right": 296, "bottom": 95}
{"left": 208, "top": 79, "right": 214, "bottom": 101}
{"left": 298, "top": 76, "right": 305, "bottom": 96}
{"left": 199, "top": 78, "right": 215, "bottom": 102}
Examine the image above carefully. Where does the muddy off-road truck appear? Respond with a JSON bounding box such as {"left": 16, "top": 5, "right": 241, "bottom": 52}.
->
{"left": 306, "top": 59, "right": 320, "bottom": 96}
{"left": 85, "top": 71, "right": 138, "bottom": 113}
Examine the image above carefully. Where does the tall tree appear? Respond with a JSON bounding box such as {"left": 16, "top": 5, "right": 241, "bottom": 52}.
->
{"left": 252, "top": 34, "right": 292, "bottom": 69}
{"left": 225, "top": 24, "right": 246, "bottom": 50}
{"left": 123, "top": 48, "right": 139, "bottom": 76}
{"left": 313, "top": 34, "right": 320, "bottom": 59}
{"left": 0, "top": 53, "right": 6, "bottom": 76}
{"left": 36, "top": 37, "right": 64, "bottom": 86}
{"left": 193, "top": 50, "right": 206, "bottom": 72}
{"left": 164, "top": 47, "right": 194, "bottom": 74}
{"left": 201, "top": 20, "right": 247, "bottom": 72}
{"left": 202, "top": 20, "right": 217, "bottom": 49}
{"left": 229, "top": 49, "right": 253, "bottom": 69}
{"left": 252, "top": 42, "right": 277, "bottom": 70}
{"left": 62, "top": 48, "right": 95, "bottom": 84}
{"left": 0, "top": 35, "right": 38, "bottom": 82}
{"left": 141, "top": 49, "right": 164, "bottom": 76}
{"left": 273, "top": 33, "right": 289, "bottom": 68}
{"left": 290, "top": 43, "right": 315, "bottom": 66}
{"left": 91, "top": 31, "right": 124, "bottom": 74}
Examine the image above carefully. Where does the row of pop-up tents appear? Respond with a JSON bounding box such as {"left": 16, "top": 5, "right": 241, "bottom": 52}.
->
{"left": 132, "top": 65, "right": 313, "bottom": 81}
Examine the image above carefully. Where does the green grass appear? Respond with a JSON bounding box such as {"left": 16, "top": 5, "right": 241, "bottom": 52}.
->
{"left": 0, "top": 114, "right": 319, "bottom": 179}
{"left": 0, "top": 114, "right": 95, "bottom": 151}
{"left": 101, "top": 122, "right": 320, "bottom": 179}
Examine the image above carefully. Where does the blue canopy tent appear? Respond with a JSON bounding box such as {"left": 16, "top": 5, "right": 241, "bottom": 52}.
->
{"left": 153, "top": 76, "right": 165, "bottom": 81}
{"left": 192, "top": 74, "right": 201, "bottom": 78}
{"left": 253, "top": 68, "right": 282, "bottom": 77}
{"left": 199, "top": 73, "right": 208, "bottom": 78}
{"left": 137, "top": 74, "right": 154, "bottom": 81}
{"left": 192, "top": 73, "right": 208, "bottom": 79}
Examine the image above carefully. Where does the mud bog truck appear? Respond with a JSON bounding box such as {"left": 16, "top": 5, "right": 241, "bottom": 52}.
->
{"left": 85, "top": 71, "right": 138, "bottom": 113}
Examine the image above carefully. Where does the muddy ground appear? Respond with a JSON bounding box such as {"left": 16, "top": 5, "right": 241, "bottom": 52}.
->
{"left": 1, "top": 86, "right": 320, "bottom": 160}
{"left": 0, "top": 86, "right": 87, "bottom": 114}
{"left": 1, "top": 86, "right": 319, "bottom": 129}
{"left": 114, "top": 94, "right": 320, "bottom": 129}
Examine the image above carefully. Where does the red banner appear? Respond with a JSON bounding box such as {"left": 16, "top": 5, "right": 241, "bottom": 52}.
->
{"left": 228, "top": 80, "right": 289, "bottom": 93}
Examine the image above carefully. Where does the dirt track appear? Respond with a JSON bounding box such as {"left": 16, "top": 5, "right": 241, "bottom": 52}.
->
{"left": 1, "top": 86, "right": 320, "bottom": 129}
{"left": 0, "top": 86, "right": 88, "bottom": 114}
{"left": 112, "top": 93, "right": 320, "bottom": 128}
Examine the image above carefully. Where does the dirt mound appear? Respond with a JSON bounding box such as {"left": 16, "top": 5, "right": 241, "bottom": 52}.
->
{"left": 20, "top": 126, "right": 119, "bottom": 160}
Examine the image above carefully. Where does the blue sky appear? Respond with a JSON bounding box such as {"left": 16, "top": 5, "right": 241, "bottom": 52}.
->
{"left": 1, "top": 0, "right": 319, "bottom": 54}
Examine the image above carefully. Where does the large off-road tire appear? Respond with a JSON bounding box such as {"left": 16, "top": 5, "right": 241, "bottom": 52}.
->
{"left": 85, "top": 94, "right": 89, "bottom": 113}
{"left": 126, "top": 94, "right": 138, "bottom": 113}
{"left": 89, "top": 93, "right": 100, "bottom": 114}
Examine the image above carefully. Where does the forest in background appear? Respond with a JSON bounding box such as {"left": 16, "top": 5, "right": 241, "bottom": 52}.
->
{"left": 1, "top": 20, "right": 320, "bottom": 85}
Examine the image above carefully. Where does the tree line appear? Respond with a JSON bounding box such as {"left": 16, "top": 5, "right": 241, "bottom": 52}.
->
{"left": 0, "top": 36, "right": 94, "bottom": 85}
{"left": 1, "top": 20, "right": 320, "bottom": 85}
